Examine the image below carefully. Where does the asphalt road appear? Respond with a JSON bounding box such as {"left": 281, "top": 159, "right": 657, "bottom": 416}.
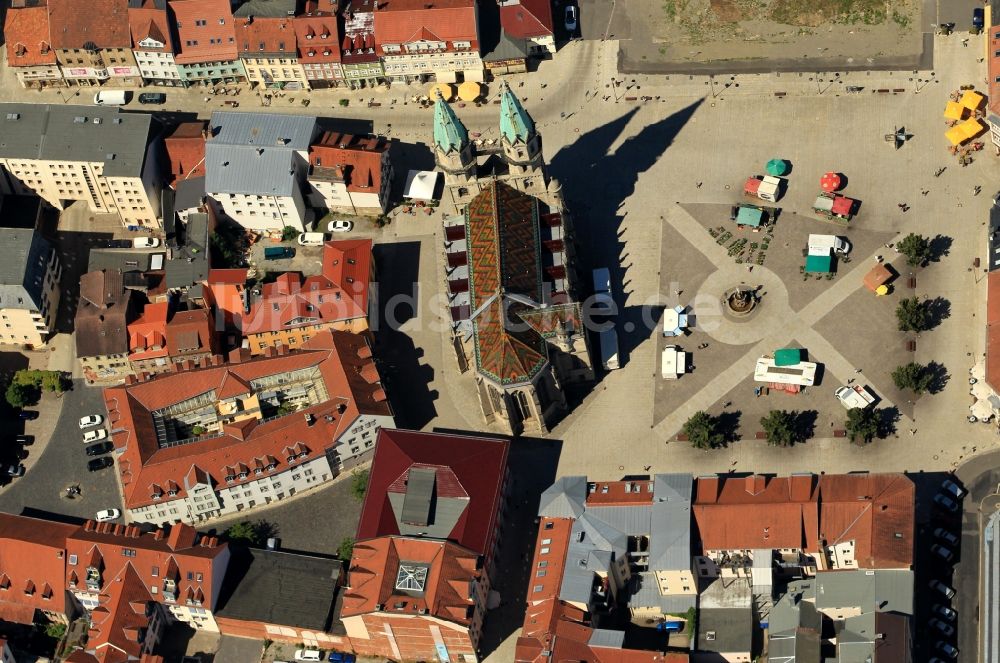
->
{"left": 0, "top": 381, "right": 120, "bottom": 523}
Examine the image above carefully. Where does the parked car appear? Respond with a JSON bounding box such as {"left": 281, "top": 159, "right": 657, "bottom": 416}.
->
{"left": 87, "top": 457, "right": 113, "bottom": 472}
{"left": 328, "top": 653, "right": 356, "bottom": 663}
{"left": 18, "top": 411, "right": 38, "bottom": 420}
{"left": 138, "top": 92, "right": 166, "bottom": 105}
{"left": 133, "top": 237, "right": 160, "bottom": 248}
{"left": 297, "top": 232, "right": 331, "bottom": 246}
{"left": 15, "top": 449, "right": 28, "bottom": 460}
{"left": 294, "top": 650, "right": 323, "bottom": 662}
{"left": 934, "top": 527, "right": 959, "bottom": 546}
{"left": 936, "top": 641, "right": 958, "bottom": 659}
{"left": 83, "top": 429, "right": 108, "bottom": 443}
{"left": 941, "top": 479, "right": 966, "bottom": 498}
{"left": 95, "top": 508, "right": 121, "bottom": 522}
{"left": 564, "top": 4, "right": 577, "bottom": 31}
{"left": 933, "top": 493, "right": 959, "bottom": 513}
{"left": 974, "top": 7, "right": 985, "bottom": 30}
{"left": 930, "top": 544, "right": 953, "bottom": 562}
{"left": 328, "top": 219, "right": 354, "bottom": 233}
{"left": 929, "top": 618, "right": 955, "bottom": 637}
{"left": 6, "top": 464, "right": 24, "bottom": 478}
{"left": 932, "top": 603, "right": 957, "bottom": 622}
{"left": 79, "top": 414, "right": 104, "bottom": 429}
{"left": 929, "top": 579, "right": 956, "bottom": 599}
{"left": 86, "top": 442, "right": 113, "bottom": 456}
{"left": 14, "top": 435, "right": 33, "bottom": 446}
{"left": 264, "top": 246, "right": 295, "bottom": 260}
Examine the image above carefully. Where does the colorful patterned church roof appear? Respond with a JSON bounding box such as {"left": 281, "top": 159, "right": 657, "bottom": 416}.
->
{"left": 499, "top": 80, "right": 535, "bottom": 145}
{"left": 433, "top": 91, "right": 468, "bottom": 153}
{"left": 466, "top": 181, "right": 549, "bottom": 386}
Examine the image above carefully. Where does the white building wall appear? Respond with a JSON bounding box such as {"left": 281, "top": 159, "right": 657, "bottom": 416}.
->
{"left": 332, "top": 413, "right": 394, "bottom": 468}
{"left": 381, "top": 50, "right": 482, "bottom": 80}
{"left": 211, "top": 188, "right": 307, "bottom": 232}
{"left": 14, "top": 65, "right": 64, "bottom": 87}
{"left": 134, "top": 50, "right": 181, "bottom": 84}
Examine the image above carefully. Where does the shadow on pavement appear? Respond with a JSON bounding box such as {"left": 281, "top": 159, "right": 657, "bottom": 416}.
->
{"left": 550, "top": 100, "right": 703, "bottom": 367}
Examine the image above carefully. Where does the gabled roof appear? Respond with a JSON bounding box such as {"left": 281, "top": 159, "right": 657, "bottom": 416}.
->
{"left": 85, "top": 564, "right": 154, "bottom": 663}
{"left": 356, "top": 429, "right": 509, "bottom": 556}
{"left": 128, "top": 301, "right": 169, "bottom": 361}
{"left": 0, "top": 229, "right": 54, "bottom": 312}
{"left": 0, "top": 513, "right": 76, "bottom": 620}
{"left": 164, "top": 121, "right": 208, "bottom": 186}
{"left": 309, "top": 132, "right": 388, "bottom": 194}
{"left": 169, "top": 0, "right": 238, "bottom": 64}
{"left": 373, "top": 0, "right": 479, "bottom": 53}
{"left": 165, "top": 308, "right": 215, "bottom": 358}
{"left": 75, "top": 270, "right": 138, "bottom": 359}
{"left": 499, "top": 0, "right": 553, "bottom": 39}
{"left": 48, "top": 0, "right": 131, "bottom": 50}
{"left": 4, "top": 5, "right": 57, "bottom": 67}
{"left": 293, "top": 11, "right": 341, "bottom": 63}
{"left": 128, "top": 0, "right": 174, "bottom": 52}
{"left": 234, "top": 16, "right": 297, "bottom": 57}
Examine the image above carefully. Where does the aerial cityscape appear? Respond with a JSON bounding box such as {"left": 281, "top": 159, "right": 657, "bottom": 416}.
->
{"left": 0, "top": 0, "right": 992, "bottom": 662}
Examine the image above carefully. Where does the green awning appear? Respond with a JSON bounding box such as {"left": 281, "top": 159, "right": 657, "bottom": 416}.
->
{"left": 735, "top": 207, "right": 763, "bottom": 227}
{"left": 774, "top": 348, "right": 802, "bottom": 366}
{"left": 766, "top": 159, "right": 789, "bottom": 176}
{"left": 805, "top": 254, "right": 833, "bottom": 273}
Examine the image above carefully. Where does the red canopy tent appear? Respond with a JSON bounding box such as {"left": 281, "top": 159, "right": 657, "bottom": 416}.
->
{"left": 820, "top": 172, "right": 842, "bottom": 192}
{"left": 831, "top": 196, "right": 854, "bottom": 216}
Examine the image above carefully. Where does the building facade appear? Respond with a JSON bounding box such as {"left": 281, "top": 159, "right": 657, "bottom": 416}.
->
{"left": 498, "top": 0, "right": 556, "bottom": 58}
{"left": 307, "top": 132, "right": 393, "bottom": 215}
{"left": 76, "top": 269, "right": 139, "bottom": 383}
{"left": 49, "top": 0, "right": 142, "bottom": 87}
{"left": 0, "top": 229, "right": 61, "bottom": 349}
{"left": 0, "top": 104, "right": 162, "bottom": 228}
{"left": 294, "top": 7, "right": 344, "bottom": 89}
{"left": 374, "top": 0, "right": 482, "bottom": 85}
{"left": 129, "top": 0, "right": 183, "bottom": 86}
{"left": 234, "top": 0, "right": 308, "bottom": 91}
{"left": 169, "top": 0, "right": 246, "bottom": 86}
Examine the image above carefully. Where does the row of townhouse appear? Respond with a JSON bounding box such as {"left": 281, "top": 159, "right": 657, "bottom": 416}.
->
{"left": 4, "top": 0, "right": 557, "bottom": 91}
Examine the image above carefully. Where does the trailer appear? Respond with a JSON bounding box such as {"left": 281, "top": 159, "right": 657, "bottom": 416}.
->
{"left": 808, "top": 234, "right": 851, "bottom": 256}
{"left": 813, "top": 192, "right": 856, "bottom": 222}
{"left": 744, "top": 175, "right": 783, "bottom": 203}
{"left": 661, "top": 346, "right": 687, "bottom": 379}
{"left": 754, "top": 356, "right": 817, "bottom": 386}
{"left": 835, "top": 385, "right": 876, "bottom": 410}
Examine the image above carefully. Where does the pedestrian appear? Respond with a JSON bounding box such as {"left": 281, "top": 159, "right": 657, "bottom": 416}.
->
{"left": 855, "top": 368, "right": 862, "bottom": 373}
{"left": 644, "top": 465, "right": 651, "bottom": 471}
{"left": 696, "top": 182, "right": 703, "bottom": 188}
{"left": 921, "top": 190, "right": 929, "bottom": 196}
{"left": 847, "top": 378, "right": 855, "bottom": 385}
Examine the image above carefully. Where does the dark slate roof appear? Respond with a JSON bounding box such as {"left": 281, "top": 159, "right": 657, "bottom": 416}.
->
{"left": 0, "top": 228, "right": 52, "bottom": 311}
{"left": 87, "top": 249, "right": 157, "bottom": 274}
{"left": 215, "top": 546, "right": 341, "bottom": 631}
{"left": 174, "top": 176, "right": 207, "bottom": 213}
{"left": 165, "top": 212, "right": 210, "bottom": 290}
{"left": 697, "top": 608, "right": 751, "bottom": 655}
{"left": 483, "top": 28, "right": 528, "bottom": 63}
{"left": 232, "top": 0, "right": 300, "bottom": 17}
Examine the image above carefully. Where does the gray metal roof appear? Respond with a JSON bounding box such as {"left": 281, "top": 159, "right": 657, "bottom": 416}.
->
{"left": 233, "top": 0, "right": 298, "bottom": 17}
{"left": 174, "top": 176, "right": 207, "bottom": 212}
{"left": 0, "top": 104, "right": 152, "bottom": 178}
{"left": 388, "top": 491, "right": 469, "bottom": 540}
{"left": 769, "top": 581, "right": 823, "bottom": 663}
{"left": 0, "top": 229, "right": 52, "bottom": 311}
{"left": 588, "top": 629, "right": 625, "bottom": 649}
{"left": 205, "top": 111, "right": 317, "bottom": 196}
{"left": 166, "top": 212, "right": 210, "bottom": 289}
{"left": 697, "top": 607, "right": 752, "bottom": 655}
{"left": 401, "top": 467, "right": 437, "bottom": 527}
{"left": 626, "top": 572, "right": 695, "bottom": 613}
{"left": 537, "top": 475, "right": 587, "bottom": 519}
{"left": 814, "top": 569, "right": 913, "bottom": 615}
{"left": 87, "top": 249, "right": 157, "bottom": 274}
{"left": 649, "top": 473, "right": 692, "bottom": 571}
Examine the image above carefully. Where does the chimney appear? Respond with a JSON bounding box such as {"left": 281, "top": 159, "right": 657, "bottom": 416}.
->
{"left": 697, "top": 475, "right": 719, "bottom": 502}
{"left": 154, "top": 529, "right": 166, "bottom": 541}
{"left": 227, "top": 348, "right": 244, "bottom": 364}
{"left": 276, "top": 343, "right": 288, "bottom": 355}
{"left": 745, "top": 474, "right": 767, "bottom": 496}
{"left": 167, "top": 524, "right": 197, "bottom": 551}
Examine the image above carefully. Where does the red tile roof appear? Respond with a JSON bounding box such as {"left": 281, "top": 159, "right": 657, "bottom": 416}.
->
{"left": 310, "top": 132, "right": 388, "bottom": 194}
{"left": 693, "top": 473, "right": 913, "bottom": 568}
{"left": 128, "top": 0, "right": 174, "bottom": 52}
{"left": 235, "top": 16, "right": 297, "bottom": 57}
{"left": 341, "top": 536, "right": 480, "bottom": 623}
{"left": 128, "top": 301, "right": 170, "bottom": 362}
{"left": 373, "top": 0, "right": 478, "bottom": 54}
{"left": 242, "top": 271, "right": 366, "bottom": 336}
{"left": 165, "top": 308, "right": 216, "bottom": 359}
{"left": 103, "top": 330, "right": 391, "bottom": 510}
{"left": 356, "top": 429, "right": 509, "bottom": 557}
{"left": 988, "top": 271, "right": 1000, "bottom": 393}
{"left": 169, "top": 0, "right": 238, "bottom": 64}
{"left": 164, "top": 121, "right": 208, "bottom": 186}
{"left": 293, "top": 12, "right": 341, "bottom": 64}
{"left": 990, "top": 23, "right": 1000, "bottom": 119}
{"left": 203, "top": 271, "right": 247, "bottom": 330}
{"left": 85, "top": 564, "right": 155, "bottom": 663}
{"left": 0, "top": 513, "right": 77, "bottom": 620}
{"left": 48, "top": 0, "right": 131, "bottom": 49}
{"left": 500, "top": 0, "right": 553, "bottom": 39}
{"left": 4, "top": 5, "right": 57, "bottom": 67}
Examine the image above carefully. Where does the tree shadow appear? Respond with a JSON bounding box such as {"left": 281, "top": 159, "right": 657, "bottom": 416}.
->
{"left": 924, "top": 361, "right": 950, "bottom": 394}
{"left": 550, "top": 100, "right": 704, "bottom": 365}
{"left": 877, "top": 406, "right": 901, "bottom": 439}
{"left": 793, "top": 410, "right": 818, "bottom": 442}
{"left": 928, "top": 234, "right": 953, "bottom": 262}
{"left": 923, "top": 296, "right": 951, "bottom": 330}
{"left": 715, "top": 409, "right": 742, "bottom": 446}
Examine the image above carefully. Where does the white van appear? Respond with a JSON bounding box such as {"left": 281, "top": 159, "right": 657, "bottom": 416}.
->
{"left": 297, "top": 232, "right": 331, "bottom": 246}
{"left": 93, "top": 90, "right": 128, "bottom": 106}
{"left": 294, "top": 650, "right": 322, "bottom": 662}
{"left": 598, "top": 327, "right": 620, "bottom": 371}
{"left": 807, "top": 234, "right": 851, "bottom": 256}
{"left": 592, "top": 267, "right": 614, "bottom": 315}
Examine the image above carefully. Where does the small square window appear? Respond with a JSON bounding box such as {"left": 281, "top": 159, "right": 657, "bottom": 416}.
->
{"left": 532, "top": 584, "right": 543, "bottom": 593}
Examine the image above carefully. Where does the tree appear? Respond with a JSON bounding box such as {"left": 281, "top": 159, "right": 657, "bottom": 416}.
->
{"left": 40, "top": 371, "right": 68, "bottom": 393}
{"left": 281, "top": 226, "right": 299, "bottom": 242}
{"left": 44, "top": 622, "right": 67, "bottom": 640}
{"left": 5, "top": 381, "right": 34, "bottom": 408}
{"left": 760, "top": 410, "right": 798, "bottom": 447}
{"left": 897, "top": 233, "right": 932, "bottom": 266}
{"left": 224, "top": 521, "right": 260, "bottom": 546}
{"left": 682, "top": 411, "right": 724, "bottom": 450}
{"left": 845, "top": 407, "right": 880, "bottom": 445}
{"left": 892, "top": 362, "right": 933, "bottom": 394}
{"left": 337, "top": 536, "right": 355, "bottom": 560}
{"left": 351, "top": 468, "right": 370, "bottom": 501}
{"left": 895, "top": 297, "right": 928, "bottom": 332}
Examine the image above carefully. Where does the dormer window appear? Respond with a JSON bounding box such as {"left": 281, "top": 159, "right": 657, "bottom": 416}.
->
{"left": 308, "top": 51, "right": 316, "bottom": 57}
{"left": 298, "top": 451, "right": 308, "bottom": 458}
{"left": 266, "top": 463, "right": 276, "bottom": 471}
{"left": 286, "top": 455, "right": 296, "bottom": 464}
{"left": 15, "top": 44, "right": 26, "bottom": 57}
{"left": 167, "top": 489, "right": 178, "bottom": 496}
{"left": 225, "top": 474, "right": 235, "bottom": 483}
{"left": 254, "top": 468, "right": 263, "bottom": 475}
{"left": 238, "top": 472, "right": 248, "bottom": 479}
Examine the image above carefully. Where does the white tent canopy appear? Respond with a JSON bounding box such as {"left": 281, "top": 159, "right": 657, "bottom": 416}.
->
{"left": 403, "top": 170, "right": 440, "bottom": 201}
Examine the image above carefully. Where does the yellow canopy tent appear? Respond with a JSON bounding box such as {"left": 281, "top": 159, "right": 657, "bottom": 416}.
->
{"left": 945, "top": 125, "right": 966, "bottom": 145}
{"left": 958, "top": 117, "right": 985, "bottom": 140}
{"left": 944, "top": 101, "right": 966, "bottom": 121}
{"left": 457, "top": 81, "right": 482, "bottom": 102}
{"left": 959, "top": 89, "right": 985, "bottom": 112}
{"left": 430, "top": 83, "right": 454, "bottom": 101}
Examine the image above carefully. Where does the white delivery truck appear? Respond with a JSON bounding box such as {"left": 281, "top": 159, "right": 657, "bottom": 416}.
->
{"left": 592, "top": 267, "right": 614, "bottom": 315}
{"left": 297, "top": 232, "right": 331, "bottom": 246}
{"left": 834, "top": 385, "right": 876, "bottom": 410}
{"left": 598, "top": 327, "right": 620, "bottom": 370}
{"left": 93, "top": 90, "right": 128, "bottom": 106}
{"left": 808, "top": 234, "right": 851, "bottom": 256}
{"left": 661, "top": 345, "right": 686, "bottom": 379}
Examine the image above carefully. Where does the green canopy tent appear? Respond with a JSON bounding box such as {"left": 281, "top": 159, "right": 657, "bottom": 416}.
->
{"left": 804, "top": 254, "right": 833, "bottom": 273}
{"left": 774, "top": 348, "right": 803, "bottom": 366}
{"left": 766, "top": 159, "right": 789, "bottom": 176}
{"left": 735, "top": 206, "right": 764, "bottom": 227}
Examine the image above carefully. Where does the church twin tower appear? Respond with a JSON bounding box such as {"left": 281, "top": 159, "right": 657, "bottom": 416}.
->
{"left": 432, "top": 81, "right": 562, "bottom": 214}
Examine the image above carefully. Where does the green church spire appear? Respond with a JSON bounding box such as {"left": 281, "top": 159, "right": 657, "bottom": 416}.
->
{"left": 499, "top": 80, "right": 535, "bottom": 145}
{"left": 433, "top": 91, "right": 468, "bottom": 153}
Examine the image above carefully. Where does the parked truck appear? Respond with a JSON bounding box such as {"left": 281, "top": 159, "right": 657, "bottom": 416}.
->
{"left": 744, "top": 175, "right": 783, "bottom": 203}
{"left": 598, "top": 327, "right": 620, "bottom": 371}
{"left": 835, "top": 385, "right": 876, "bottom": 410}
{"left": 264, "top": 246, "right": 295, "bottom": 260}
{"left": 592, "top": 267, "right": 614, "bottom": 316}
